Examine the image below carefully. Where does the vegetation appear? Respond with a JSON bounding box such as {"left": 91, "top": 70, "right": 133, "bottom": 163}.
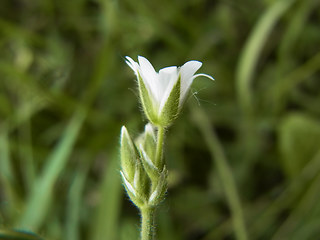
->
{"left": 0, "top": 0, "right": 319, "bottom": 239}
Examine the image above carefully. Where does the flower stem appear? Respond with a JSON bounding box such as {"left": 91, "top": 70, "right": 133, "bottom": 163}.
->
{"left": 141, "top": 207, "right": 154, "bottom": 240}
{"left": 155, "top": 126, "right": 165, "bottom": 169}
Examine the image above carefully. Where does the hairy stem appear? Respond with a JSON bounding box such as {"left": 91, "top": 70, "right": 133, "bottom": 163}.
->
{"left": 139, "top": 126, "right": 165, "bottom": 240}
{"left": 141, "top": 207, "right": 155, "bottom": 240}
{"left": 155, "top": 126, "right": 165, "bottom": 169}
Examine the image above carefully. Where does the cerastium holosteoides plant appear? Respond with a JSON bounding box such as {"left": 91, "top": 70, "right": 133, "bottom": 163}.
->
{"left": 120, "top": 56, "right": 214, "bottom": 240}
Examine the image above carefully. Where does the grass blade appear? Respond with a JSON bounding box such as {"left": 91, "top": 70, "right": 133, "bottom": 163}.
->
{"left": 16, "top": 108, "right": 86, "bottom": 230}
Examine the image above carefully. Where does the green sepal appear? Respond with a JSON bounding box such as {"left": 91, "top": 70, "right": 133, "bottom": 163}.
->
{"left": 133, "top": 161, "right": 150, "bottom": 203}
{"left": 158, "top": 75, "right": 181, "bottom": 127}
{"left": 120, "top": 171, "right": 144, "bottom": 208}
{"left": 134, "top": 124, "right": 156, "bottom": 162}
{"left": 142, "top": 124, "right": 156, "bottom": 161}
{"left": 139, "top": 145, "right": 159, "bottom": 181}
{"left": 148, "top": 167, "right": 168, "bottom": 206}
{"left": 137, "top": 73, "right": 158, "bottom": 125}
{"left": 120, "top": 126, "right": 138, "bottom": 182}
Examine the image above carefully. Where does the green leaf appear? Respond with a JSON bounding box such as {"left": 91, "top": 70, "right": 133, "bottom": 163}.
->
{"left": 279, "top": 113, "right": 320, "bottom": 179}
{"left": 90, "top": 150, "right": 122, "bottom": 240}
{"left": 17, "top": 108, "right": 86, "bottom": 230}
{"left": 0, "top": 229, "right": 44, "bottom": 240}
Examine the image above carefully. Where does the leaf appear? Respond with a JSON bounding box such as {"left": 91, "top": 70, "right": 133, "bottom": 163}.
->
{"left": 278, "top": 113, "right": 320, "bottom": 178}
{"left": 0, "top": 229, "right": 44, "bottom": 240}
{"left": 17, "top": 109, "right": 86, "bottom": 230}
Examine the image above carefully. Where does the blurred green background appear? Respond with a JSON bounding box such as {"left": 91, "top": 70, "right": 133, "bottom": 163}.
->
{"left": 0, "top": 0, "right": 320, "bottom": 239}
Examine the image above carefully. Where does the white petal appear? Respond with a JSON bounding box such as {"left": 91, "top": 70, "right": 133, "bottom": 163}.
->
{"left": 125, "top": 56, "right": 139, "bottom": 76}
{"left": 158, "top": 71, "right": 181, "bottom": 116}
{"left": 192, "top": 73, "right": 215, "bottom": 81}
{"left": 180, "top": 61, "right": 202, "bottom": 80}
{"left": 126, "top": 56, "right": 158, "bottom": 108}
{"left": 138, "top": 56, "right": 158, "bottom": 80}
{"left": 158, "top": 66, "right": 178, "bottom": 104}
{"left": 179, "top": 61, "right": 202, "bottom": 100}
{"left": 144, "top": 123, "right": 156, "bottom": 141}
{"left": 180, "top": 73, "right": 214, "bottom": 106}
{"left": 138, "top": 56, "right": 160, "bottom": 103}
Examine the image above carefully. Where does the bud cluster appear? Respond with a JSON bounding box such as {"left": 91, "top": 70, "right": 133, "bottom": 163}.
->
{"left": 120, "top": 124, "right": 167, "bottom": 209}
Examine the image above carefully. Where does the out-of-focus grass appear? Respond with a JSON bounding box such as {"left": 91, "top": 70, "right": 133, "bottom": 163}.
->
{"left": 0, "top": 0, "right": 320, "bottom": 239}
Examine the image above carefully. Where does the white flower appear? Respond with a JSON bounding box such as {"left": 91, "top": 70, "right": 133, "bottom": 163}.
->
{"left": 126, "top": 56, "right": 214, "bottom": 126}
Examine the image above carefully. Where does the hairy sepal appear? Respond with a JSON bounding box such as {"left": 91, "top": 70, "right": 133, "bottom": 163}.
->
{"left": 158, "top": 75, "right": 181, "bottom": 127}
{"left": 137, "top": 73, "right": 158, "bottom": 125}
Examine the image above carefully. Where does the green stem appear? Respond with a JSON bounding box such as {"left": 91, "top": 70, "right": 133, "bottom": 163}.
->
{"left": 141, "top": 207, "right": 155, "bottom": 240}
{"left": 140, "top": 126, "right": 165, "bottom": 240}
{"left": 155, "top": 126, "right": 165, "bottom": 169}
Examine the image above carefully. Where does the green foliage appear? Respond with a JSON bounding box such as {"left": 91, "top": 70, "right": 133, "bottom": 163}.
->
{"left": 0, "top": 0, "right": 320, "bottom": 239}
{"left": 0, "top": 229, "right": 43, "bottom": 240}
{"left": 279, "top": 113, "right": 320, "bottom": 179}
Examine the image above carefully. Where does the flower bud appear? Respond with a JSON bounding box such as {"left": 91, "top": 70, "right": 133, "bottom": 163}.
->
{"left": 148, "top": 167, "right": 168, "bottom": 206}
{"left": 139, "top": 144, "right": 159, "bottom": 181}
{"left": 140, "top": 123, "right": 156, "bottom": 161}
{"left": 120, "top": 126, "right": 138, "bottom": 182}
{"left": 120, "top": 126, "right": 152, "bottom": 208}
